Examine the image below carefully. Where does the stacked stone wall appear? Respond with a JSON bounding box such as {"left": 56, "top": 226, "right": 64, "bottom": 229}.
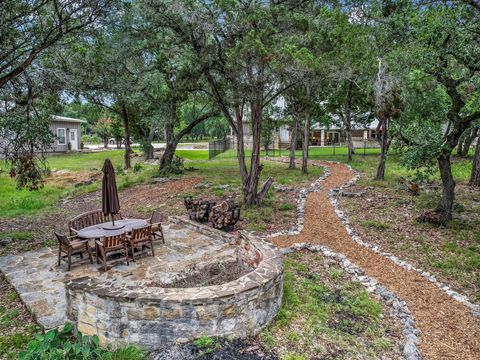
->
{"left": 65, "top": 218, "right": 284, "bottom": 349}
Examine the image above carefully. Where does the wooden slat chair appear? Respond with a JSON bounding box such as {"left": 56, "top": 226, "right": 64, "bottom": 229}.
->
{"left": 113, "top": 212, "right": 123, "bottom": 220}
{"left": 55, "top": 232, "right": 93, "bottom": 271}
{"left": 95, "top": 234, "right": 129, "bottom": 271}
{"left": 126, "top": 225, "right": 154, "bottom": 262}
{"left": 68, "top": 210, "right": 124, "bottom": 235}
{"left": 68, "top": 210, "right": 106, "bottom": 236}
{"left": 148, "top": 209, "right": 165, "bottom": 243}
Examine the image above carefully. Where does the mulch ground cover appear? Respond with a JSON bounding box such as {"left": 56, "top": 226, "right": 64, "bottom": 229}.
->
{"left": 270, "top": 161, "right": 480, "bottom": 360}
{"left": 340, "top": 182, "right": 480, "bottom": 303}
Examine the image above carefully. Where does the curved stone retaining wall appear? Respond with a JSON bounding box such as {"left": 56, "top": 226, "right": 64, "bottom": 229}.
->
{"left": 65, "top": 218, "right": 284, "bottom": 350}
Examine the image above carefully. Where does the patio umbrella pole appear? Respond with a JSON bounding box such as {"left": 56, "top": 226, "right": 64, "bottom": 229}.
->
{"left": 102, "top": 159, "right": 123, "bottom": 230}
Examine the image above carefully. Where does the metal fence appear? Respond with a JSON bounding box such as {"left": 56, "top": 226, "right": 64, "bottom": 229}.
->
{"left": 208, "top": 138, "right": 229, "bottom": 159}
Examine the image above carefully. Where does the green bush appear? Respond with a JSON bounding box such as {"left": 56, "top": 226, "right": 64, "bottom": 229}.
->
{"left": 158, "top": 155, "right": 184, "bottom": 176}
{"left": 115, "top": 165, "right": 125, "bottom": 176}
{"left": 278, "top": 202, "right": 294, "bottom": 211}
{"left": 81, "top": 135, "right": 101, "bottom": 145}
{"left": 19, "top": 323, "right": 147, "bottom": 360}
{"left": 193, "top": 336, "right": 215, "bottom": 350}
{"left": 133, "top": 163, "right": 142, "bottom": 173}
{"left": 193, "top": 336, "right": 217, "bottom": 357}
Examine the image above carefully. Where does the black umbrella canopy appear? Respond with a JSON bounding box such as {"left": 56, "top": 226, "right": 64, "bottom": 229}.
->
{"left": 102, "top": 159, "right": 120, "bottom": 225}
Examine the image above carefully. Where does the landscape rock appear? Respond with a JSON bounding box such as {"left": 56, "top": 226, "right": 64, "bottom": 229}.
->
{"left": 75, "top": 179, "right": 94, "bottom": 187}
{"left": 340, "top": 190, "right": 365, "bottom": 198}
{"left": 151, "top": 177, "right": 170, "bottom": 184}
{"left": 213, "top": 184, "right": 229, "bottom": 190}
{"left": 0, "top": 237, "right": 12, "bottom": 246}
{"left": 193, "top": 183, "right": 211, "bottom": 189}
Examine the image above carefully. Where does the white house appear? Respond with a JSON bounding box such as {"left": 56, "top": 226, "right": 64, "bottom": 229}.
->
{"left": 49, "top": 115, "right": 86, "bottom": 152}
{"left": 278, "top": 119, "right": 380, "bottom": 148}
{"left": 226, "top": 95, "right": 381, "bottom": 149}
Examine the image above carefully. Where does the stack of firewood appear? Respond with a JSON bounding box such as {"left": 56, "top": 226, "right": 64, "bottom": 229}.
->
{"left": 184, "top": 197, "right": 215, "bottom": 222}
{"left": 184, "top": 196, "right": 241, "bottom": 231}
{"left": 210, "top": 200, "right": 241, "bottom": 231}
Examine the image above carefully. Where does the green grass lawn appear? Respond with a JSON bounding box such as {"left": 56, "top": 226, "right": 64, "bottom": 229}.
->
{"left": 45, "top": 150, "right": 129, "bottom": 171}
{"left": 0, "top": 149, "right": 321, "bottom": 219}
{"left": 176, "top": 149, "right": 209, "bottom": 160}
{"left": 0, "top": 150, "right": 152, "bottom": 218}
{"left": 214, "top": 146, "right": 472, "bottom": 183}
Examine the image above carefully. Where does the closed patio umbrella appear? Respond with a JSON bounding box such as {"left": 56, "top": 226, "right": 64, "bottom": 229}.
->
{"left": 102, "top": 159, "right": 122, "bottom": 230}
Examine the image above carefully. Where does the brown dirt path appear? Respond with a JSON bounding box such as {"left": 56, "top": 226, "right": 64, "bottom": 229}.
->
{"left": 270, "top": 161, "right": 480, "bottom": 360}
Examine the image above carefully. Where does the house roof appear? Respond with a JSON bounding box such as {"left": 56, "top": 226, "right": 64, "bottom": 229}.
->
{"left": 51, "top": 115, "right": 87, "bottom": 124}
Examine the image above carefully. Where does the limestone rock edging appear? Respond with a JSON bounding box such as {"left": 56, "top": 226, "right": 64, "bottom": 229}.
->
{"left": 330, "top": 163, "right": 480, "bottom": 319}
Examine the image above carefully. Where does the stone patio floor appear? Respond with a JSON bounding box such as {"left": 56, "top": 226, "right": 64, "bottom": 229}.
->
{"left": 0, "top": 222, "right": 237, "bottom": 329}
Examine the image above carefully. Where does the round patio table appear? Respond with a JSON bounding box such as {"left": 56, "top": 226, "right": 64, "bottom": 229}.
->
{"left": 77, "top": 218, "right": 148, "bottom": 239}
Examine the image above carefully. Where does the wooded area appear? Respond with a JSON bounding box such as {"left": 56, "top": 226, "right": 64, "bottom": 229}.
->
{"left": 1, "top": 0, "right": 479, "bottom": 221}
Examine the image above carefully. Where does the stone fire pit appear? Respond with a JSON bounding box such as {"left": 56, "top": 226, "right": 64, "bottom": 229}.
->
{"left": 64, "top": 217, "right": 284, "bottom": 349}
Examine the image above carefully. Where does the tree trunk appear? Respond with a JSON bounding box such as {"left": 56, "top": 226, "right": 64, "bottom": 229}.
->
{"left": 160, "top": 116, "right": 175, "bottom": 170}
{"left": 301, "top": 112, "right": 309, "bottom": 174}
{"left": 159, "top": 105, "right": 218, "bottom": 170}
{"left": 103, "top": 136, "right": 109, "bottom": 148}
{"left": 456, "top": 138, "right": 464, "bottom": 156}
{"left": 244, "top": 98, "right": 263, "bottom": 205}
{"left": 375, "top": 116, "right": 388, "bottom": 180}
{"left": 436, "top": 155, "right": 455, "bottom": 221}
{"left": 461, "top": 127, "right": 478, "bottom": 157}
{"left": 344, "top": 82, "right": 355, "bottom": 162}
{"left": 243, "top": 59, "right": 273, "bottom": 205}
{"left": 159, "top": 140, "right": 177, "bottom": 169}
{"left": 289, "top": 110, "right": 300, "bottom": 169}
{"left": 121, "top": 104, "right": 131, "bottom": 170}
{"left": 144, "top": 119, "right": 157, "bottom": 160}
{"left": 469, "top": 132, "right": 480, "bottom": 186}
{"left": 346, "top": 127, "right": 354, "bottom": 162}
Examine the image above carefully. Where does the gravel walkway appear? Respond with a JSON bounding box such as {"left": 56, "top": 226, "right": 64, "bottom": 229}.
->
{"left": 270, "top": 161, "right": 480, "bottom": 360}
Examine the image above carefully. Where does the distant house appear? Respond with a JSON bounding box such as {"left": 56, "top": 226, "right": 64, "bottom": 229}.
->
{"left": 50, "top": 115, "right": 86, "bottom": 152}
{"left": 278, "top": 120, "right": 381, "bottom": 148}
{"left": 226, "top": 96, "right": 381, "bottom": 149}
{"left": 228, "top": 119, "right": 381, "bottom": 149}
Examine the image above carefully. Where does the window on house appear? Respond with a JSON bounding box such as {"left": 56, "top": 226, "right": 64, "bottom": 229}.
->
{"left": 57, "top": 128, "right": 66, "bottom": 145}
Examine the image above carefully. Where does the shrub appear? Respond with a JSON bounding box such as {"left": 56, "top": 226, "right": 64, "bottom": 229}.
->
{"left": 19, "top": 323, "right": 147, "bottom": 360}
{"left": 133, "top": 162, "right": 142, "bottom": 173}
{"left": 193, "top": 336, "right": 217, "bottom": 357}
{"left": 158, "top": 155, "right": 184, "bottom": 176}
{"left": 278, "top": 202, "right": 294, "bottom": 211}
{"left": 115, "top": 165, "right": 125, "bottom": 176}
{"left": 81, "top": 135, "right": 101, "bottom": 145}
